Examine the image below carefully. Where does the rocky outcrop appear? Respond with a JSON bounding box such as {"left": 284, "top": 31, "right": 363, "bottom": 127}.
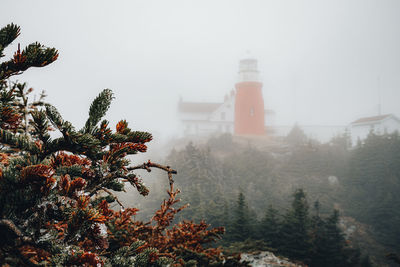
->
{"left": 240, "top": 251, "right": 304, "bottom": 267}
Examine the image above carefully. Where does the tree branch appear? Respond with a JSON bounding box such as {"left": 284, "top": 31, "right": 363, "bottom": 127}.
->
{"left": 101, "top": 187, "right": 125, "bottom": 209}
{"left": 127, "top": 160, "right": 177, "bottom": 186}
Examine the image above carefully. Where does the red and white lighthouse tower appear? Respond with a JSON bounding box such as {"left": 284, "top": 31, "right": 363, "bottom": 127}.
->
{"left": 234, "top": 58, "right": 265, "bottom": 135}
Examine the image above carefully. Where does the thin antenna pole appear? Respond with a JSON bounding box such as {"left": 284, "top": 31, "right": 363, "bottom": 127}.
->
{"left": 293, "top": 74, "right": 297, "bottom": 123}
{"left": 378, "top": 76, "right": 381, "bottom": 116}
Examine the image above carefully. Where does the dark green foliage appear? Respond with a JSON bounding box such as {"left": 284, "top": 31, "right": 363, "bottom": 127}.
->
{"left": 259, "top": 205, "right": 280, "bottom": 248}
{"left": 162, "top": 133, "right": 400, "bottom": 264}
{"left": 83, "top": 88, "right": 114, "bottom": 134}
{"left": 360, "top": 254, "right": 373, "bottom": 267}
{"left": 0, "top": 23, "right": 20, "bottom": 57}
{"left": 0, "top": 23, "right": 241, "bottom": 266}
{"left": 310, "top": 208, "right": 352, "bottom": 267}
{"left": 223, "top": 189, "right": 359, "bottom": 266}
{"left": 229, "top": 192, "right": 251, "bottom": 242}
{"left": 343, "top": 132, "right": 400, "bottom": 250}
{"left": 259, "top": 191, "right": 359, "bottom": 266}
{"left": 386, "top": 252, "right": 400, "bottom": 265}
{"left": 0, "top": 25, "right": 58, "bottom": 80}
{"left": 279, "top": 189, "right": 312, "bottom": 263}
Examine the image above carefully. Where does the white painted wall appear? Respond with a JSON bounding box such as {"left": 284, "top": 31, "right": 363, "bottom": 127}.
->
{"left": 182, "top": 120, "right": 234, "bottom": 136}
{"left": 349, "top": 116, "right": 400, "bottom": 146}
{"left": 180, "top": 94, "right": 236, "bottom": 137}
{"left": 209, "top": 96, "right": 235, "bottom": 123}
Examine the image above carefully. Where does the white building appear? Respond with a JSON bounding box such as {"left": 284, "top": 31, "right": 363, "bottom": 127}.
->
{"left": 178, "top": 91, "right": 276, "bottom": 137}
{"left": 348, "top": 114, "right": 400, "bottom": 146}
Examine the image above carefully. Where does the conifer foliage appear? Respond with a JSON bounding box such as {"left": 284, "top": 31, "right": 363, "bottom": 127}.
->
{"left": 0, "top": 24, "right": 242, "bottom": 266}
{"left": 279, "top": 189, "right": 312, "bottom": 262}
{"left": 230, "top": 192, "right": 250, "bottom": 242}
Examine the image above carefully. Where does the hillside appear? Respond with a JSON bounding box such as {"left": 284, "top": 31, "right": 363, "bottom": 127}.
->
{"left": 130, "top": 131, "right": 400, "bottom": 266}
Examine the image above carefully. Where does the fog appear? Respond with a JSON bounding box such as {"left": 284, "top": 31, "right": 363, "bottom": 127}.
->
{"left": 1, "top": 0, "right": 400, "bottom": 140}
{"left": 3, "top": 2, "right": 400, "bottom": 265}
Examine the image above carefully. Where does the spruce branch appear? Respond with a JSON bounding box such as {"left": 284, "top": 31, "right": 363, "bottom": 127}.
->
{"left": 0, "top": 219, "right": 34, "bottom": 247}
{"left": 44, "top": 104, "right": 64, "bottom": 131}
{"left": 0, "top": 218, "right": 23, "bottom": 239}
{"left": 0, "top": 23, "right": 20, "bottom": 57}
{"left": 0, "top": 42, "right": 58, "bottom": 80}
{"left": 45, "top": 104, "right": 78, "bottom": 144}
{"left": 111, "top": 131, "right": 153, "bottom": 144}
{"left": 30, "top": 110, "right": 51, "bottom": 143}
{"left": 101, "top": 187, "right": 125, "bottom": 209}
{"left": 83, "top": 89, "right": 113, "bottom": 134}
{"left": 0, "top": 128, "right": 39, "bottom": 154}
{"left": 0, "top": 23, "right": 235, "bottom": 265}
{"left": 128, "top": 161, "right": 177, "bottom": 186}
{"left": 23, "top": 42, "right": 58, "bottom": 67}
{"left": 44, "top": 133, "right": 101, "bottom": 160}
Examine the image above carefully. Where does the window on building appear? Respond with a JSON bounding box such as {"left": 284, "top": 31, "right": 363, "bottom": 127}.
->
{"left": 250, "top": 107, "right": 255, "bottom": 117}
{"left": 221, "top": 112, "right": 226, "bottom": 120}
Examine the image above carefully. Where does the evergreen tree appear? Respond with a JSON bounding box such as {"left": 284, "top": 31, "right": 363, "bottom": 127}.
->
{"left": 259, "top": 205, "right": 280, "bottom": 249}
{"left": 344, "top": 132, "right": 400, "bottom": 250}
{"left": 204, "top": 185, "right": 228, "bottom": 228}
{"left": 323, "top": 210, "right": 347, "bottom": 265}
{"left": 286, "top": 124, "right": 308, "bottom": 146}
{"left": 310, "top": 209, "right": 346, "bottom": 267}
{"left": 309, "top": 200, "right": 329, "bottom": 266}
{"left": 309, "top": 202, "right": 360, "bottom": 267}
{"left": 229, "top": 192, "right": 251, "bottom": 242}
{"left": 279, "top": 188, "right": 312, "bottom": 263}
{"left": 0, "top": 23, "right": 246, "bottom": 267}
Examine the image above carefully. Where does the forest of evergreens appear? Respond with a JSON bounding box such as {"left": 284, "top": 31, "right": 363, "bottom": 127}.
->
{"left": 136, "top": 128, "right": 400, "bottom": 266}
{"left": 1, "top": 21, "right": 400, "bottom": 266}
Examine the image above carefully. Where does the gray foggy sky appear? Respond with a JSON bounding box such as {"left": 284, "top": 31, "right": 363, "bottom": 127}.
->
{"left": 1, "top": 0, "right": 400, "bottom": 139}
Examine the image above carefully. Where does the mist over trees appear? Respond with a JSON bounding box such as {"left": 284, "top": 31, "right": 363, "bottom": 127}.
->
{"left": 134, "top": 129, "right": 400, "bottom": 266}
{"left": 343, "top": 132, "right": 400, "bottom": 250}
{"left": 1, "top": 5, "right": 399, "bottom": 264}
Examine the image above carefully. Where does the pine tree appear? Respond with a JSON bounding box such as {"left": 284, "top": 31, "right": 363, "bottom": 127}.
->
{"left": 286, "top": 124, "right": 308, "bottom": 146}
{"left": 322, "top": 210, "right": 347, "bottom": 265}
{"left": 0, "top": 23, "right": 247, "bottom": 267}
{"left": 345, "top": 131, "right": 400, "bottom": 250}
{"left": 309, "top": 202, "right": 360, "bottom": 267}
{"left": 259, "top": 205, "right": 280, "bottom": 249}
{"left": 279, "top": 188, "right": 312, "bottom": 263}
{"left": 229, "top": 192, "right": 251, "bottom": 242}
{"left": 309, "top": 200, "right": 329, "bottom": 266}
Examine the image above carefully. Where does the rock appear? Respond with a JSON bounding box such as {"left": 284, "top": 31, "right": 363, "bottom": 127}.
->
{"left": 240, "top": 251, "right": 303, "bottom": 267}
{"left": 328, "top": 175, "right": 339, "bottom": 185}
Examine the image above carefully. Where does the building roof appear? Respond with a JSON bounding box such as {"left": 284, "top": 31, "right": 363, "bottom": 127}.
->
{"left": 178, "top": 102, "right": 222, "bottom": 113}
{"left": 351, "top": 114, "right": 392, "bottom": 124}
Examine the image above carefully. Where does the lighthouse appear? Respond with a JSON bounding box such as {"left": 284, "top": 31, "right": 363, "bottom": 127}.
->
{"left": 234, "top": 58, "right": 265, "bottom": 135}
